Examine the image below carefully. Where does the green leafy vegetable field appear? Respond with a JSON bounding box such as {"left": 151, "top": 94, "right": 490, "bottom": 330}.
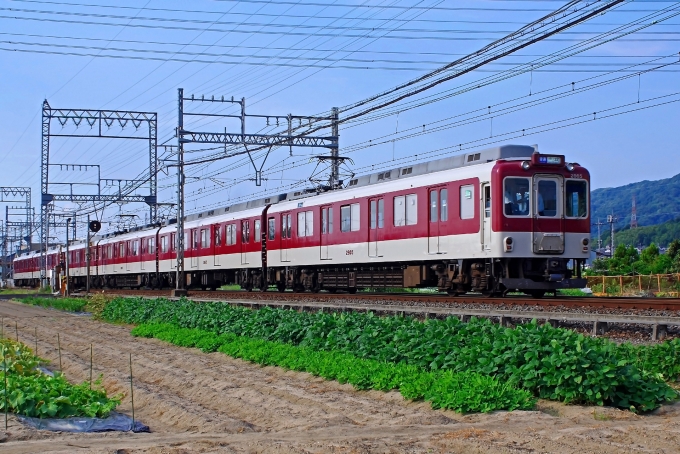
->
{"left": 0, "top": 338, "right": 121, "bottom": 418}
{"left": 101, "top": 297, "right": 678, "bottom": 412}
{"left": 132, "top": 323, "right": 535, "bottom": 413}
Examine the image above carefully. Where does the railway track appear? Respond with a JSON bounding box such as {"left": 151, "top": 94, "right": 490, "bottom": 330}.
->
{"left": 94, "top": 288, "right": 680, "bottom": 311}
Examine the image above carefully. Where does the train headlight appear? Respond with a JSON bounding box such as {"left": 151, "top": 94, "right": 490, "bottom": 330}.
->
{"left": 504, "top": 236, "right": 513, "bottom": 252}
{"left": 582, "top": 237, "right": 589, "bottom": 252}
{"left": 521, "top": 161, "right": 530, "bottom": 171}
{"left": 566, "top": 163, "right": 575, "bottom": 172}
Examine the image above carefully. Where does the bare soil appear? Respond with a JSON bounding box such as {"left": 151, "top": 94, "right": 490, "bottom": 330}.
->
{"left": 0, "top": 299, "right": 679, "bottom": 454}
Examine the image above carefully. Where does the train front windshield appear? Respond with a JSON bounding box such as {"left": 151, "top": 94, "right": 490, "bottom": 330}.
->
{"left": 503, "top": 176, "right": 588, "bottom": 218}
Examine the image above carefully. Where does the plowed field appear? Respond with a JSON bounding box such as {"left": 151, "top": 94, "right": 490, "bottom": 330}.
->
{"left": 1, "top": 299, "right": 679, "bottom": 453}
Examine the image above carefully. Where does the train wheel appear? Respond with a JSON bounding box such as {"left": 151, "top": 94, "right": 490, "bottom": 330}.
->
{"left": 276, "top": 283, "right": 286, "bottom": 292}
{"left": 348, "top": 288, "right": 357, "bottom": 294}
{"left": 530, "top": 290, "right": 546, "bottom": 299}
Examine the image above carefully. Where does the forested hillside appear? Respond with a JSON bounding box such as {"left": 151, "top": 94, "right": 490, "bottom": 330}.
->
{"left": 591, "top": 173, "right": 680, "bottom": 230}
{"left": 598, "top": 218, "right": 680, "bottom": 248}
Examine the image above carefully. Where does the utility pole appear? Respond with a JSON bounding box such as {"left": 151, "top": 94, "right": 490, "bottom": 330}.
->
{"left": 607, "top": 214, "right": 618, "bottom": 256}
{"left": 594, "top": 219, "right": 606, "bottom": 253}
{"left": 65, "top": 217, "right": 70, "bottom": 296}
{"left": 631, "top": 195, "right": 638, "bottom": 229}
{"left": 174, "top": 88, "right": 186, "bottom": 296}
{"left": 330, "top": 107, "right": 340, "bottom": 188}
{"left": 86, "top": 214, "right": 90, "bottom": 293}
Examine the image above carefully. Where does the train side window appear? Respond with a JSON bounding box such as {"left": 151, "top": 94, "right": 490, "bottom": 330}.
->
{"left": 394, "top": 194, "right": 417, "bottom": 226}
{"left": 370, "top": 200, "right": 385, "bottom": 229}
{"left": 171, "top": 233, "right": 176, "bottom": 251}
{"left": 484, "top": 186, "right": 491, "bottom": 218}
{"left": 161, "top": 236, "right": 168, "bottom": 253}
{"left": 504, "top": 178, "right": 530, "bottom": 217}
{"left": 282, "top": 215, "right": 288, "bottom": 239}
{"left": 201, "top": 229, "right": 210, "bottom": 248}
{"left": 214, "top": 226, "right": 221, "bottom": 246}
{"left": 430, "top": 191, "right": 438, "bottom": 223}
{"left": 370, "top": 200, "right": 377, "bottom": 229}
{"left": 226, "top": 224, "right": 237, "bottom": 246}
{"left": 441, "top": 189, "right": 448, "bottom": 221}
{"left": 192, "top": 231, "right": 199, "bottom": 249}
{"left": 133, "top": 240, "right": 139, "bottom": 256}
{"left": 268, "top": 218, "right": 275, "bottom": 240}
{"left": 254, "top": 220, "right": 261, "bottom": 241}
{"left": 297, "top": 211, "right": 313, "bottom": 237}
{"left": 565, "top": 180, "right": 588, "bottom": 218}
{"left": 460, "top": 185, "right": 474, "bottom": 219}
{"left": 242, "top": 221, "right": 250, "bottom": 244}
{"left": 119, "top": 243, "right": 125, "bottom": 258}
{"left": 322, "top": 208, "right": 334, "bottom": 234}
{"left": 341, "top": 203, "right": 360, "bottom": 232}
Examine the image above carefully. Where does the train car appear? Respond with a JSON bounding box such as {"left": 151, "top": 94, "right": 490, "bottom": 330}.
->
{"left": 13, "top": 246, "right": 61, "bottom": 287}
{"left": 51, "top": 144, "right": 590, "bottom": 297}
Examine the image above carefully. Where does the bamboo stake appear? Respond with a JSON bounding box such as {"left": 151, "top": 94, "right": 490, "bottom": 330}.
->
{"left": 34, "top": 328, "right": 37, "bottom": 357}
{"left": 1, "top": 317, "right": 3, "bottom": 338}
{"left": 3, "top": 346, "right": 7, "bottom": 430}
{"left": 14, "top": 322, "right": 18, "bottom": 342}
{"left": 129, "top": 353, "right": 135, "bottom": 430}
{"left": 89, "top": 344, "right": 93, "bottom": 390}
{"left": 57, "top": 333, "right": 62, "bottom": 372}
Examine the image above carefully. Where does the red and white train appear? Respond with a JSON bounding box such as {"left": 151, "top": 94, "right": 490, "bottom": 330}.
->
{"left": 14, "top": 144, "right": 590, "bottom": 297}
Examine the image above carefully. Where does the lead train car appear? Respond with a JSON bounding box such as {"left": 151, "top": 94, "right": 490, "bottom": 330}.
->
{"left": 18, "top": 145, "right": 591, "bottom": 297}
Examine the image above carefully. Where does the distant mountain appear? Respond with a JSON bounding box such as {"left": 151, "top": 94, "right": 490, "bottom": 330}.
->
{"left": 597, "top": 218, "right": 680, "bottom": 249}
{"left": 590, "top": 173, "right": 680, "bottom": 232}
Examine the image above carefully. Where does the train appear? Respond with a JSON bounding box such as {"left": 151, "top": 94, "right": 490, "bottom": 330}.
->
{"left": 13, "top": 144, "right": 591, "bottom": 297}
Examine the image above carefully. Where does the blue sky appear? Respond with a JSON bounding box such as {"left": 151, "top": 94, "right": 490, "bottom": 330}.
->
{"left": 0, "top": 0, "right": 678, "bottom": 237}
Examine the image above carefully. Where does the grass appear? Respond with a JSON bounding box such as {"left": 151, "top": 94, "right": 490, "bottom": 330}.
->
{"left": 557, "top": 288, "right": 593, "bottom": 297}
{"left": 18, "top": 296, "right": 88, "bottom": 312}
{"left": 0, "top": 289, "right": 41, "bottom": 295}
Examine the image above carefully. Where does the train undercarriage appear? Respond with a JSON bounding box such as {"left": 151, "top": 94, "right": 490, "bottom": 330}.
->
{"left": 64, "top": 257, "right": 586, "bottom": 298}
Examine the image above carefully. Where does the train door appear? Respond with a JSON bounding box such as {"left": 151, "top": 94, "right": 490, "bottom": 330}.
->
{"left": 213, "top": 225, "right": 221, "bottom": 267}
{"left": 127, "top": 241, "right": 136, "bottom": 272}
{"left": 481, "top": 183, "right": 492, "bottom": 251}
{"left": 320, "top": 205, "right": 333, "bottom": 260}
{"left": 170, "top": 233, "right": 177, "bottom": 270}
{"left": 532, "top": 175, "right": 565, "bottom": 253}
{"left": 280, "top": 212, "right": 292, "bottom": 262}
{"left": 240, "top": 220, "right": 250, "bottom": 265}
{"left": 140, "top": 238, "right": 146, "bottom": 271}
{"left": 368, "top": 197, "right": 384, "bottom": 257}
{"left": 428, "top": 188, "right": 448, "bottom": 254}
{"left": 113, "top": 243, "right": 121, "bottom": 274}
{"left": 190, "top": 229, "right": 199, "bottom": 268}
{"left": 281, "top": 212, "right": 293, "bottom": 262}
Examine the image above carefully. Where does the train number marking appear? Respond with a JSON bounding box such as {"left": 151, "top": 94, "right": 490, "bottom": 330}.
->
{"left": 345, "top": 249, "right": 354, "bottom": 256}
{"left": 571, "top": 174, "right": 583, "bottom": 179}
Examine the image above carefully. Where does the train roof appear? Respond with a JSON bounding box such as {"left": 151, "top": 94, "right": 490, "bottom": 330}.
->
{"left": 97, "top": 144, "right": 535, "bottom": 239}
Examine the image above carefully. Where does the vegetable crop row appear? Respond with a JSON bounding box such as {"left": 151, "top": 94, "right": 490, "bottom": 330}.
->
{"left": 102, "top": 297, "right": 679, "bottom": 412}
{"left": 131, "top": 323, "right": 535, "bottom": 413}
{"left": 0, "top": 338, "right": 120, "bottom": 418}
